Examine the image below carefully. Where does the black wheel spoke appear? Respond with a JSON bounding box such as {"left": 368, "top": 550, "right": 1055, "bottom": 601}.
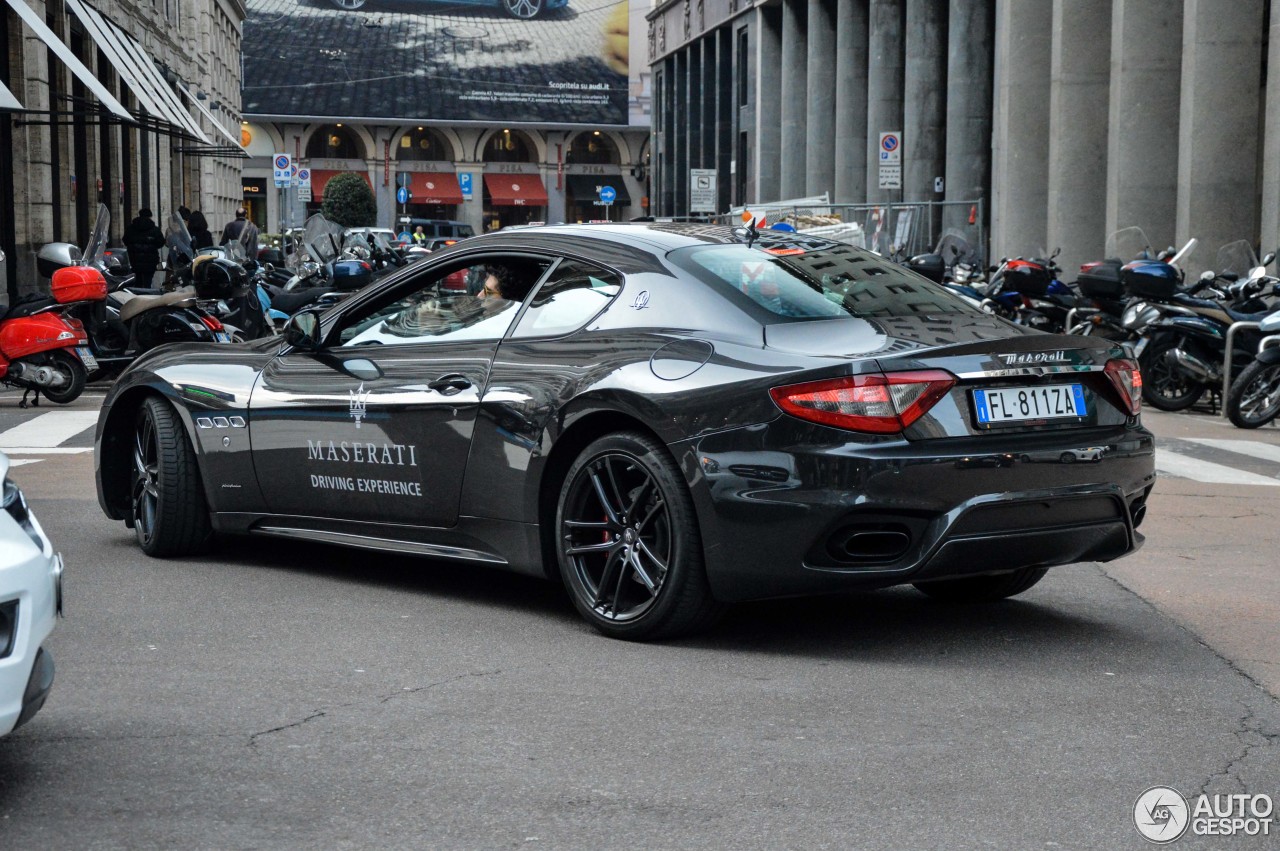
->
{"left": 603, "top": 459, "right": 629, "bottom": 523}
{"left": 565, "top": 540, "right": 615, "bottom": 557}
{"left": 624, "top": 477, "right": 652, "bottom": 525}
{"left": 628, "top": 548, "right": 659, "bottom": 595}
{"left": 635, "top": 539, "right": 668, "bottom": 579}
{"left": 588, "top": 468, "right": 622, "bottom": 526}
{"left": 564, "top": 519, "right": 610, "bottom": 530}
{"left": 635, "top": 498, "right": 666, "bottom": 534}
{"left": 593, "top": 548, "right": 625, "bottom": 609}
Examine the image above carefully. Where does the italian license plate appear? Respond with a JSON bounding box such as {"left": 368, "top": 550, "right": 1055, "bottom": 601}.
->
{"left": 215, "top": 332, "right": 230, "bottom": 343}
{"left": 973, "top": 384, "right": 1086, "bottom": 426}
{"left": 76, "top": 347, "right": 98, "bottom": 372}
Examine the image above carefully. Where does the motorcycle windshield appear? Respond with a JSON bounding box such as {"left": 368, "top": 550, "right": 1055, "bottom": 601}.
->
{"left": 226, "top": 221, "right": 259, "bottom": 264}
{"left": 166, "top": 213, "right": 195, "bottom": 264}
{"left": 1216, "top": 240, "right": 1259, "bottom": 279}
{"left": 83, "top": 203, "right": 110, "bottom": 269}
{"left": 1104, "top": 227, "right": 1151, "bottom": 262}
{"left": 933, "top": 229, "right": 978, "bottom": 265}
{"left": 302, "top": 213, "right": 344, "bottom": 264}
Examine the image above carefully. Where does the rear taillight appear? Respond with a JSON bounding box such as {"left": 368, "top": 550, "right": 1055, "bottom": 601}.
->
{"left": 1104, "top": 358, "right": 1142, "bottom": 416}
{"left": 199, "top": 314, "right": 224, "bottom": 333}
{"left": 769, "top": 370, "right": 957, "bottom": 434}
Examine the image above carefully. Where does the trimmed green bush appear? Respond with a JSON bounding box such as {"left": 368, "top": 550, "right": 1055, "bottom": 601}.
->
{"left": 321, "top": 173, "right": 377, "bottom": 227}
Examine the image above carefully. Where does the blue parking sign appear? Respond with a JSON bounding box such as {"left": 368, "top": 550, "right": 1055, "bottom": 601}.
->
{"left": 458, "top": 172, "right": 473, "bottom": 197}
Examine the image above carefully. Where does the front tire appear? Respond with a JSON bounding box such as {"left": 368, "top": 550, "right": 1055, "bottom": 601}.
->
{"left": 1139, "top": 333, "right": 1204, "bottom": 411}
{"left": 1227, "top": 360, "right": 1280, "bottom": 429}
{"left": 327, "top": 0, "right": 366, "bottom": 8}
{"left": 38, "top": 350, "right": 87, "bottom": 404}
{"left": 555, "top": 431, "right": 724, "bottom": 640}
{"left": 912, "top": 566, "right": 1048, "bottom": 602}
{"left": 132, "top": 397, "right": 212, "bottom": 557}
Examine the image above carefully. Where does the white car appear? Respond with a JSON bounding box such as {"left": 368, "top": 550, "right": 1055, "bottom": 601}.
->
{"left": 0, "top": 452, "right": 61, "bottom": 735}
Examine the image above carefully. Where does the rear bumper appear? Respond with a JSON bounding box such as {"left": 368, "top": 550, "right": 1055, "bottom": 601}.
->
{"left": 676, "top": 420, "right": 1156, "bottom": 603}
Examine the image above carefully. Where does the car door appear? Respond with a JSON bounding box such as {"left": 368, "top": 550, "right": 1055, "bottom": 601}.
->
{"left": 247, "top": 253, "right": 552, "bottom": 528}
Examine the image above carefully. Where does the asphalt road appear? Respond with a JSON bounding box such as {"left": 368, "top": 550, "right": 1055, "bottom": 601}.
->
{"left": 1, "top": 389, "right": 1278, "bottom": 849}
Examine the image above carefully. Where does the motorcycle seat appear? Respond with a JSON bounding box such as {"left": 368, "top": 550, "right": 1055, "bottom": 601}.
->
{"left": 122, "top": 286, "right": 165, "bottom": 296}
{"left": 117, "top": 288, "right": 198, "bottom": 323}
{"left": 269, "top": 288, "right": 327, "bottom": 315}
{"left": 2, "top": 294, "right": 57, "bottom": 319}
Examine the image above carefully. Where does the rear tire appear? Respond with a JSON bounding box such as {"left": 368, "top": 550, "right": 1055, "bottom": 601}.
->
{"left": 1138, "top": 333, "right": 1204, "bottom": 411}
{"left": 555, "top": 431, "right": 724, "bottom": 640}
{"left": 912, "top": 566, "right": 1048, "bottom": 602}
{"left": 39, "top": 350, "right": 87, "bottom": 404}
{"left": 1226, "top": 360, "right": 1280, "bottom": 429}
{"left": 132, "top": 397, "right": 212, "bottom": 557}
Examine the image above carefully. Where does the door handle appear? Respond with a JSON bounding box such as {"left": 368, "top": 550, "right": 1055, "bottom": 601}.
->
{"left": 428, "top": 374, "right": 472, "bottom": 395}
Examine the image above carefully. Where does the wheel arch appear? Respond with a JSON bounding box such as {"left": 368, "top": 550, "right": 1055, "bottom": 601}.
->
{"left": 96, "top": 382, "right": 198, "bottom": 521}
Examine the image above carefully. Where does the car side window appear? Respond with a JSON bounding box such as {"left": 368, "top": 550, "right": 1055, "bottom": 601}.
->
{"left": 509, "top": 260, "right": 622, "bottom": 339}
{"left": 335, "top": 256, "right": 551, "bottom": 347}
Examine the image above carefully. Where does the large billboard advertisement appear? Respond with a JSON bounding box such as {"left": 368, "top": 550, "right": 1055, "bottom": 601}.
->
{"left": 242, "top": 0, "right": 636, "bottom": 126}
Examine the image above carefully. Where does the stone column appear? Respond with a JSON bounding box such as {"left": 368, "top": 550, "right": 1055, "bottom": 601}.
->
{"left": 990, "top": 0, "right": 1051, "bottom": 261}
{"left": 1047, "top": 0, "right": 1111, "bottom": 277}
{"left": 903, "top": 0, "right": 946, "bottom": 205}
{"left": 756, "top": 5, "right": 783, "bottom": 202}
{"left": 1176, "top": 0, "right": 1265, "bottom": 277}
{"left": 806, "top": 0, "right": 836, "bottom": 198}
{"left": 835, "top": 0, "right": 869, "bottom": 202}
{"left": 942, "top": 0, "right": 993, "bottom": 241}
{"left": 1105, "top": 0, "right": 1183, "bottom": 251}
{"left": 865, "top": 0, "right": 903, "bottom": 204}
{"left": 780, "top": 0, "right": 808, "bottom": 198}
{"left": 1262, "top": 0, "right": 1280, "bottom": 253}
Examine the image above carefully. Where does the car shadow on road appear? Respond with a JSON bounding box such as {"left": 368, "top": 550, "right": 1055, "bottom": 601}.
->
{"left": 190, "top": 536, "right": 1143, "bottom": 663}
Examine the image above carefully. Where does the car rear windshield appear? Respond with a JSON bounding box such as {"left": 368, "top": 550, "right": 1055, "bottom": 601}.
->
{"left": 669, "top": 242, "right": 980, "bottom": 321}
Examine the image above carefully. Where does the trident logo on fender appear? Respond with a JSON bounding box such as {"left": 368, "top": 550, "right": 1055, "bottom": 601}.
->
{"left": 349, "top": 383, "right": 370, "bottom": 428}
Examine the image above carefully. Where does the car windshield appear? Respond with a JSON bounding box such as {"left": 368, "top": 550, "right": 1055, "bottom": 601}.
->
{"left": 670, "top": 243, "right": 982, "bottom": 321}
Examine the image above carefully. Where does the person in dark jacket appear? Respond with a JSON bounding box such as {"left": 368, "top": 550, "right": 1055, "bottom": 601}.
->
{"left": 220, "top": 207, "right": 250, "bottom": 246}
{"left": 124, "top": 208, "right": 165, "bottom": 287}
{"left": 189, "top": 210, "right": 214, "bottom": 250}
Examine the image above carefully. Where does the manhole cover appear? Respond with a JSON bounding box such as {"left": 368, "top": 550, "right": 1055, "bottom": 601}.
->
{"left": 442, "top": 26, "right": 488, "bottom": 40}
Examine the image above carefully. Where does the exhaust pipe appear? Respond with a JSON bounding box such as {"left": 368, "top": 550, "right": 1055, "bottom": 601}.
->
{"left": 1163, "top": 347, "right": 1218, "bottom": 382}
{"left": 8, "top": 362, "right": 68, "bottom": 389}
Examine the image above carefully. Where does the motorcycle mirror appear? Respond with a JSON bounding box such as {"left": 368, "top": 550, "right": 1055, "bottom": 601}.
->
{"left": 1170, "top": 237, "right": 1198, "bottom": 267}
{"left": 283, "top": 311, "right": 322, "bottom": 350}
{"left": 1050, "top": 247, "right": 1061, "bottom": 259}
{"left": 1199, "top": 270, "right": 1215, "bottom": 281}
{"left": 1262, "top": 251, "right": 1277, "bottom": 267}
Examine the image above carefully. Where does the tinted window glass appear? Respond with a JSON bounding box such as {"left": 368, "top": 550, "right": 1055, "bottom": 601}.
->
{"left": 511, "top": 260, "right": 622, "bottom": 338}
{"left": 337, "top": 256, "right": 551, "bottom": 347}
{"left": 669, "top": 243, "right": 980, "bottom": 321}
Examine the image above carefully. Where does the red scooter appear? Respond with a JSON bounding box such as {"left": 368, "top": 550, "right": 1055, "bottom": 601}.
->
{"left": 1, "top": 282, "right": 95, "bottom": 408}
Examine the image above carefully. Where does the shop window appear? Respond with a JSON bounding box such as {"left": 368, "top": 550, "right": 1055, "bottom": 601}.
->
{"left": 566, "top": 131, "right": 619, "bottom": 166}
{"left": 306, "top": 125, "right": 364, "bottom": 160}
{"left": 484, "top": 129, "right": 534, "bottom": 163}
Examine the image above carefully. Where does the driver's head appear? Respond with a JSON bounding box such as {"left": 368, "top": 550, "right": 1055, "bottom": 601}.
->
{"left": 479, "top": 264, "right": 531, "bottom": 301}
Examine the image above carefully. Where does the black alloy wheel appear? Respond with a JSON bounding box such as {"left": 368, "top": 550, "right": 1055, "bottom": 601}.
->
{"left": 37, "top": 350, "right": 87, "bottom": 404}
{"left": 556, "top": 432, "right": 723, "bottom": 640}
{"left": 913, "top": 566, "right": 1049, "bottom": 602}
{"left": 1227, "top": 360, "right": 1280, "bottom": 428}
{"left": 328, "top": 0, "right": 367, "bottom": 8}
{"left": 132, "top": 397, "right": 212, "bottom": 557}
{"left": 503, "top": 0, "right": 544, "bottom": 18}
{"left": 1139, "top": 333, "right": 1204, "bottom": 411}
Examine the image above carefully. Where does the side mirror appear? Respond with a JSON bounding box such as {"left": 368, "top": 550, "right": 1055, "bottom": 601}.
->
{"left": 1262, "top": 251, "right": 1276, "bottom": 267}
{"left": 1199, "top": 270, "right": 1215, "bottom": 281}
{"left": 284, "top": 310, "right": 322, "bottom": 350}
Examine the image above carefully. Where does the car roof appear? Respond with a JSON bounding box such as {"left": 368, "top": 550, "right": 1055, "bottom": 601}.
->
{"left": 466, "top": 222, "right": 842, "bottom": 255}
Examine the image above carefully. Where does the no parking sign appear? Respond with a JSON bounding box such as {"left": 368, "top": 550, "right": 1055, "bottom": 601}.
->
{"left": 878, "top": 132, "right": 902, "bottom": 189}
{"left": 273, "top": 153, "right": 291, "bottom": 186}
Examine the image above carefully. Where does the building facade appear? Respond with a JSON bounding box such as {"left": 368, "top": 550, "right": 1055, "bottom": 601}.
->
{"left": 1, "top": 0, "right": 246, "bottom": 298}
{"left": 238, "top": 122, "right": 652, "bottom": 237}
{"left": 649, "top": 0, "right": 1280, "bottom": 278}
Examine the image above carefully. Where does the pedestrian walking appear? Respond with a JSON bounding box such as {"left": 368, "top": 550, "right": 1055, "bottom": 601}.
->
{"left": 123, "top": 208, "right": 165, "bottom": 287}
{"left": 219, "top": 207, "right": 250, "bottom": 246}
{"left": 413, "top": 225, "right": 428, "bottom": 245}
{"left": 189, "top": 210, "right": 214, "bottom": 250}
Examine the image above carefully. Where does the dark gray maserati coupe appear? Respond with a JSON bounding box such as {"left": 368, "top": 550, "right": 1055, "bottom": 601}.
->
{"left": 95, "top": 223, "right": 1155, "bottom": 640}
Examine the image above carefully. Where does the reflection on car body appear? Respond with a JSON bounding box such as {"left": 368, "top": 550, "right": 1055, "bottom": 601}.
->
{"left": 94, "top": 223, "right": 1156, "bottom": 641}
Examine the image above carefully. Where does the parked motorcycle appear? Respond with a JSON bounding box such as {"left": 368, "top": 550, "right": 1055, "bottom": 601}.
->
{"left": 0, "top": 257, "right": 93, "bottom": 407}
{"left": 1222, "top": 254, "right": 1280, "bottom": 428}
{"left": 36, "top": 204, "right": 230, "bottom": 381}
{"left": 1137, "top": 241, "right": 1278, "bottom": 411}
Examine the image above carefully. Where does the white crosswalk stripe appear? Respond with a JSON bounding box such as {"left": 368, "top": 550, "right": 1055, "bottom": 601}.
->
{"left": 1181, "top": 437, "right": 1280, "bottom": 465}
{"left": 0, "top": 410, "right": 99, "bottom": 467}
{"left": 1155, "top": 447, "right": 1280, "bottom": 486}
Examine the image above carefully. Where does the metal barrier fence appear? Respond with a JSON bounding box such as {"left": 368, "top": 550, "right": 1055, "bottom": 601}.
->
{"left": 714, "top": 199, "right": 986, "bottom": 265}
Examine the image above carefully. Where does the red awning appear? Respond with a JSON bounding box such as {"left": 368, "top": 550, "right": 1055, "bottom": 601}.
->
{"left": 311, "top": 170, "right": 373, "bottom": 200}
{"left": 483, "top": 173, "right": 548, "bottom": 207}
{"left": 404, "top": 172, "right": 463, "bottom": 205}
